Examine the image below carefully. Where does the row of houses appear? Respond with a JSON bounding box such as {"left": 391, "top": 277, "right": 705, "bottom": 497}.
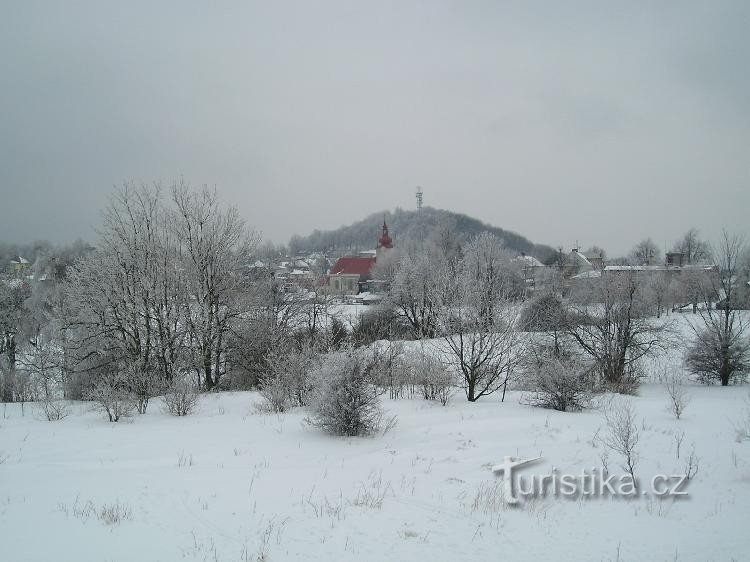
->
{"left": 255, "top": 229, "right": 743, "bottom": 310}
{"left": 249, "top": 220, "right": 395, "bottom": 304}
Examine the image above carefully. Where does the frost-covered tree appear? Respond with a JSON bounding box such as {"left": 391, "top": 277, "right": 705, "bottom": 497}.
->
{"left": 567, "top": 272, "right": 672, "bottom": 393}
{"left": 387, "top": 250, "right": 441, "bottom": 339}
{"left": 62, "top": 181, "right": 259, "bottom": 401}
{"left": 629, "top": 238, "right": 660, "bottom": 265}
{"left": 437, "top": 233, "right": 524, "bottom": 402}
{"left": 643, "top": 271, "right": 671, "bottom": 318}
{"left": 171, "top": 182, "right": 259, "bottom": 390}
{"left": 673, "top": 228, "right": 710, "bottom": 265}
{"left": 686, "top": 232, "right": 749, "bottom": 386}
{"left": 309, "top": 349, "right": 383, "bottom": 436}
{"left": 62, "top": 184, "right": 179, "bottom": 406}
{"left": 0, "top": 278, "right": 31, "bottom": 401}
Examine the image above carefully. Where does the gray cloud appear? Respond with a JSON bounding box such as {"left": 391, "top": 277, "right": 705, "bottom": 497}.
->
{"left": 1, "top": 1, "right": 748, "bottom": 255}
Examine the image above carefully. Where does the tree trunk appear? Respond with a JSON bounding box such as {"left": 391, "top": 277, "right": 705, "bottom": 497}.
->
{"left": 467, "top": 376, "right": 476, "bottom": 402}
{"left": 203, "top": 350, "right": 214, "bottom": 391}
{"left": 720, "top": 345, "right": 730, "bottom": 386}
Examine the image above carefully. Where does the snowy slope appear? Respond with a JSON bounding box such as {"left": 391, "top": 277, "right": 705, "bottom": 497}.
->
{"left": 1, "top": 376, "right": 749, "bottom": 561}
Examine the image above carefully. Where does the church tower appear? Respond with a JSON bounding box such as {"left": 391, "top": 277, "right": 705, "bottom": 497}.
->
{"left": 376, "top": 218, "right": 393, "bottom": 262}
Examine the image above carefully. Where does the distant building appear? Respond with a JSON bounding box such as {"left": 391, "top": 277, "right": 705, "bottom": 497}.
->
{"left": 9, "top": 256, "right": 31, "bottom": 276}
{"left": 584, "top": 250, "right": 605, "bottom": 270}
{"left": 328, "top": 257, "right": 376, "bottom": 294}
{"left": 665, "top": 252, "right": 686, "bottom": 267}
{"left": 564, "top": 248, "right": 594, "bottom": 278}
{"left": 327, "top": 219, "right": 395, "bottom": 295}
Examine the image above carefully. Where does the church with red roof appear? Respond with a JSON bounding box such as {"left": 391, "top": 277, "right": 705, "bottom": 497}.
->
{"left": 327, "top": 219, "right": 394, "bottom": 294}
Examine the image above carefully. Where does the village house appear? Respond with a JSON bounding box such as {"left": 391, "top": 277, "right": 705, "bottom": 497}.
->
{"left": 9, "top": 256, "right": 31, "bottom": 277}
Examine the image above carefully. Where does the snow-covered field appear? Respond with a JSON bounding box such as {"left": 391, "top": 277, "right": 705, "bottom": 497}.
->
{"left": 2, "top": 378, "right": 749, "bottom": 561}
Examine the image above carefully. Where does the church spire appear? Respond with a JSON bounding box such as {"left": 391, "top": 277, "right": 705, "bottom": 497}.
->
{"left": 378, "top": 217, "right": 393, "bottom": 249}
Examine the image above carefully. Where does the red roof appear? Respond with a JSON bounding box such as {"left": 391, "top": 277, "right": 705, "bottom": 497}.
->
{"left": 330, "top": 257, "right": 376, "bottom": 280}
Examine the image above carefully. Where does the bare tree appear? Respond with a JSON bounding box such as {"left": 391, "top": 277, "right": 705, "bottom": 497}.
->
{"left": 387, "top": 250, "right": 440, "bottom": 339}
{"left": 602, "top": 397, "right": 640, "bottom": 488}
{"left": 567, "top": 272, "right": 672, "bottom": 393}
{"left": 62, "top": 184, "right": 180, "bottom": 407}
{"left": 437, "top": 233, "right": 523, "bottom": 402}
{"left": 0, "top": 278, "right": 31, "bottom": 401}
{"left": 686, "top": 231, "right": 749, "bottom": 386}
{"left": 670, "top": 267, "right": 716, "bottom": 314}
{"left": 643, "top": 271, "right": 671, "bottom": 318}
{"left": 673, "top": 228, "right": 710, "bottom": 265}
{"left": 629, "top": 238, "right": 660, "bottom": 265}
{"left": 170, "top": 182, "right": 259, "bottom": 390}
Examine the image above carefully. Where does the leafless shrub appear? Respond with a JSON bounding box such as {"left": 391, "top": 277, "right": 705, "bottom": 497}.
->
{"left": 304, "top": 490, "right": 347, "bottom": 521}
{"left": 522, "top": 354, "right": 593, "bottom": 412}
{"left": 162, "top": 378, "right": 200, "bottom": 416}
{"left": 258, "top": 375, "right": 289, "bottom": 413}
{"left": 351, "top": 471, "right": 392, "bottom": 510}
{"left": 258, "top": 344, "right": 319, "bottom": 412}
{"left": 469, "top": 480, "right": 506, "bottom": 515}
{"left": 57, "top": 496, "right": 132, "bottom": 526}
{"left": 36, "top": 398, "right": 69, "bottom": 421}
{"left": 413, "top": 352, "right": 455, "bottom": 406}
{"left": 684, "top": 443, "right": 700, "bottom": 480}
{"left": 57, "top": 496, "right": 96, "bottom": 522}
{"left": 599, "top": 450, "right": 609, "bottom": 474}
{"left": 665, "top": 374, "right": 690, "bottom": 419}
{"left": 602, "top": 397, "right": 640, "bottom": 488}
{"left": 97, "top": 501, "right": 133, "bottom": 525}
{"left": 369, "top": 340, "right": 408, "bottom": 399}
{"left": 673, "top": 430, "right": 685, "bottom": 459}
{"left": 86, "top": 374, "right": 136, "bottom": 422}
{"left": 381, "top": 414, "right": 399, "bottom": 436}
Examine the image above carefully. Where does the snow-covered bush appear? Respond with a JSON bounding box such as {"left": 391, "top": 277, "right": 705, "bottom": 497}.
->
{"left": 259, "top": 345, "right": 319, "bottom": 412}
{"left": 410, "top": 351, "right": 454, "bottom": 406}
{"left": 162, "top": 378, "right": 200, "bottom": 416}
{"left": 86, "top": 373, "right": 136, "bottom": 422}
{"left": 36, "top": 398, "right": 69, "bottom": 421}
{"left": 522, "top": 354, "right": 593, "bottom": 412}
{"left": 309, "top": 349, "right": 383, "bottom": 436}
{"left": 351, "top": 305, "right": 410, "bottom": 346}
{"left": 366, "top": 344, "right": 454, "bottom": 405}
{"left": 328, "top": 317, "right": 349, "bottom": 349}
{"left": 518, "top": 292, "right": 567, "bottom": 333}
{"left": 368, "top": 341, "right": 408, "bottom": 399}
{"left": 685, "top": 325, "right": 749, "bottom": 386}
{"left": 258, "top": 373, "right": 289, "bottom": 413}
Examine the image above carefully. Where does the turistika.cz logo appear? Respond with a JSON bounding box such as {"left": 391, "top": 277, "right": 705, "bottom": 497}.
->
{"left": 491, "top": 456, "right": 690, "bottom": 505}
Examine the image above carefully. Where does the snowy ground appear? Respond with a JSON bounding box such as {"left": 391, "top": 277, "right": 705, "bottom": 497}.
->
{"left": 2, "top": 378, "right": 750, "bottom": 561}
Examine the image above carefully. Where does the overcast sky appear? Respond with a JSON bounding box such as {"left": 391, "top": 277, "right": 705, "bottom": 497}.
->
{"left": 1, "top": 1, "right": 748, "bottom": 256}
